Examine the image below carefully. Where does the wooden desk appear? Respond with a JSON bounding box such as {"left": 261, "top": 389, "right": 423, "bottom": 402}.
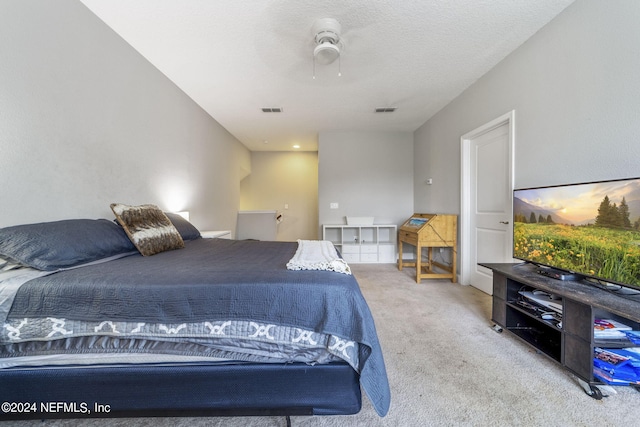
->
{"left": 397, "top": 213, "right": 457, "bottom": 283}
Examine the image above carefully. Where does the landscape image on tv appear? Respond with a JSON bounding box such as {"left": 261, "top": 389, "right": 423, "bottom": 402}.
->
{"left": 513, "top": 178, "right": 640, "bottom": 289}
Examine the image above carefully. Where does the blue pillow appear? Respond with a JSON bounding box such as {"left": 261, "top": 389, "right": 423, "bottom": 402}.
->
{"left": 164, "top": 212, "right": 201, "bottom": 241}
{"left": 0, "top": 219, "right": 136, "bottom": 271}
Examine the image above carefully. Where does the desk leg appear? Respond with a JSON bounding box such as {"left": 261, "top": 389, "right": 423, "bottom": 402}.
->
{"left": 451, "top": 243, "right": 457, "bottom": 283}
{"left": 415, "top": 245, "right": 421, "bottom": 283}
{"left": 398, "top": 240, "right": 403, "bottom": 270}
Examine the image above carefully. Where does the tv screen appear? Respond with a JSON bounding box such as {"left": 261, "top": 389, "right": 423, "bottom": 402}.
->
{"left": 513, "top": 177, "right": 640, "bottom": 292}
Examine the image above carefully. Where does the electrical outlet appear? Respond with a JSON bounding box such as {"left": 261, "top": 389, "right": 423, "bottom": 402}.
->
{"left": 330, "top": 202, "right": 339, "bottom": 209}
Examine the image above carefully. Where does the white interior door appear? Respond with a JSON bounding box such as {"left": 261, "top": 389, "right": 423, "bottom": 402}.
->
{"left": 460, "top": 112, "right": 514, "bottom": 294}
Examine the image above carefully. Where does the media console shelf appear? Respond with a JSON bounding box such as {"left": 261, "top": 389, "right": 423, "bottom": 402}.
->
{"left": 482, "top": 263, "right": 640, "bottom": 399}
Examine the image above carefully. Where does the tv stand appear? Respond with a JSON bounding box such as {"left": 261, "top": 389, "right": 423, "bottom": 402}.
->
{"left": 482, "top": 263, "right": 640, "bottom": 399}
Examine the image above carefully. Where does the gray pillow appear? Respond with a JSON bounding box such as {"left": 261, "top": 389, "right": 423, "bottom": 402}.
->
{"left": 0, "top": 219, "right": 136, "bottom": 271}
{"left": 164, "top": 212, "right": 201, "bottom": 241}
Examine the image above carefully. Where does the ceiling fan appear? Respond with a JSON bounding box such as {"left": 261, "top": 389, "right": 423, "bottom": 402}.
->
{"left": 312, "top": 18, "right": 342, "bottom": 77}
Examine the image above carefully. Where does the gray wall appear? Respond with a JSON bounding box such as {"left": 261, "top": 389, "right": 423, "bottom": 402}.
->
{"left": 414, "top": 0, "right": 640, "bottom": 214}
{"left": 318, "top": 131, "right": 414, "bottom": 231}
{"left": 240, "top": 151, "right": 318, "bottom": 241}
{"left": 0, "top": 1, "right": 250, "bottom": 231}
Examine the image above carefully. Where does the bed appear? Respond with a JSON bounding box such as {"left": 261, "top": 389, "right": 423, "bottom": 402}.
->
{"left": 0, "top": 205, "right": 390, "bottom": 422}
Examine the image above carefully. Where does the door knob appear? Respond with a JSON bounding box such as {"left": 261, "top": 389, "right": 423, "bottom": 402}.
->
{"left": 499, "top": 221, "right": 509, "bottom": 224}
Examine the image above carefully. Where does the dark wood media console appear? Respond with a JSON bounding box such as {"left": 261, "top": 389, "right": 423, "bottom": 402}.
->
{"left": 482, "top": 263, "right": 640, "bottom": 398}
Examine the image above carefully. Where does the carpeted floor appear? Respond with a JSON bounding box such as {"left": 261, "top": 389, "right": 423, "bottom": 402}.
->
{"left": 4, "top": 264, "right": 639, "bottom": 426}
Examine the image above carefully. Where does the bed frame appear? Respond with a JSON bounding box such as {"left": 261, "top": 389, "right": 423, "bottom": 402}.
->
{"left": 1, "top": 361, "right": 361, "bottom": 422}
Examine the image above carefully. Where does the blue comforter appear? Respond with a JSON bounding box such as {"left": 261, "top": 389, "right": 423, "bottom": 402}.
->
{"left": 5, "top": 238, "right": 390, "bottom": 416}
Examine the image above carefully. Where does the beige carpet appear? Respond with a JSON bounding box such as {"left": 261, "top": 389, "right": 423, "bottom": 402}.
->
{"left": 5, "top": 264, "right": 639, "bottom": 426}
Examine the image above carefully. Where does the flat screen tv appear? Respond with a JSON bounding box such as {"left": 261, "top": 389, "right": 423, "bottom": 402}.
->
{"left": 513, "top": 177, "right": 640, "bottom": 296}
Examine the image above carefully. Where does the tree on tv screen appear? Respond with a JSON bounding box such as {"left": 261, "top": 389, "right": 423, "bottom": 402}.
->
{"left": 595, "top": 196, "right": 632, "bottom": 229}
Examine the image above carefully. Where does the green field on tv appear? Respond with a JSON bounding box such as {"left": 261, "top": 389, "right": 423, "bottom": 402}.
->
{"left": 513, "top": 222, "right": 640, "bottom": 288}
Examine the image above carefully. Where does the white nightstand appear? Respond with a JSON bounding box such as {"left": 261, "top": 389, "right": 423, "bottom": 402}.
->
{"left": 201, "top": 230, "right": 232, "bottom": 239}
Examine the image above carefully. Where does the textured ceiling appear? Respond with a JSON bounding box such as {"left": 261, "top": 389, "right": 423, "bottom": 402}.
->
{"left": 80, "top": 0, "right": 575, "bottom": 151}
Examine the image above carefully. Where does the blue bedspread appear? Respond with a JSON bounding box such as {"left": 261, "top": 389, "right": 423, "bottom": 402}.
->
{"left": 4, "top": 238, "right": 390, "bottom": 416}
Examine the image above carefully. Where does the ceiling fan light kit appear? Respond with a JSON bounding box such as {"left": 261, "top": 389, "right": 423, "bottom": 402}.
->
{"left": 312, "top": 18, "right": 342, "bottom": 78}
{"left": 314, "top": 41, "right": 340, "bottom": 65}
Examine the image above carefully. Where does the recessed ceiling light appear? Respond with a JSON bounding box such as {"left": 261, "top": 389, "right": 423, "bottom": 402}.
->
{"left": 293, "top": 145, "right": 300, "bottom": 149}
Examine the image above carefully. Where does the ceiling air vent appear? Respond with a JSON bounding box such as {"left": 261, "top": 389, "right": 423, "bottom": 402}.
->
{"left": 374, "top": 107, "right": 396, "bottom": 113}
{"left": 261, "top": 107, "right": 283, "bottom": 113}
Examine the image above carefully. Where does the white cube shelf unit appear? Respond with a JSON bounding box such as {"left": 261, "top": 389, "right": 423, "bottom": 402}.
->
{"left": 323, "top": 224, "right": 397, "bottom": 264}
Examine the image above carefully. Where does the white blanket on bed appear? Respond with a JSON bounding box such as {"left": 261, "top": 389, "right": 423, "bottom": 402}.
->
{"left": 286, "top": 240, "right": 351, "bottom": 275}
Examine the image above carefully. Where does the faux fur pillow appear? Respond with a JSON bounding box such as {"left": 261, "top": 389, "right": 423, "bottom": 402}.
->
{"left": 110, "top": 203, "right": 184, "bottom": 256}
